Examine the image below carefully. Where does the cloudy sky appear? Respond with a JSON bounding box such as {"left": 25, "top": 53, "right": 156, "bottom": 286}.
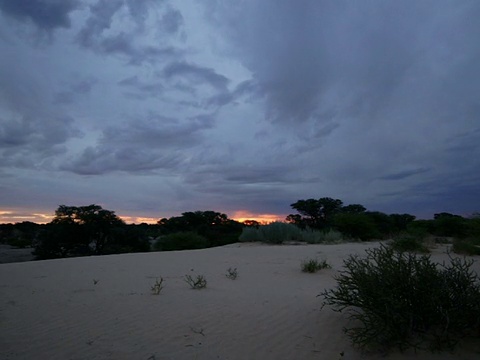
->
{"left": 1, "top": 0, "right": 479, "bottom": 224}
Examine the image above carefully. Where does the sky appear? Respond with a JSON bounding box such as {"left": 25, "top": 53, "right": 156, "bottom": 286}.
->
{"left": 1, "top": 0, "right": 480, "bottom": 224}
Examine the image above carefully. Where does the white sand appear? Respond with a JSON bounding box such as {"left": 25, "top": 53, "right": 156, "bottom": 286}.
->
{"left": 1, "top": 242, "right": 479, "bottom": 360}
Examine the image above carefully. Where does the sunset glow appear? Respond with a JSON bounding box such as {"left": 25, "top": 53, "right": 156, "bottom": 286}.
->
{"left": 0, "top": 210, "right": 53, "bottom": 224}
{"left": 0, "top": 209, "right": 286, "bottom": 225}
{"left": 119, "top": 216, "right": 160, "bottom": 225}
{"left": 231, "top": 210, "right": 286, "bottom": 224}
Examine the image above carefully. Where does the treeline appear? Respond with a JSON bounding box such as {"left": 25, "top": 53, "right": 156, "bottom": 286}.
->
{"left": 284, "top": 197, "right": 480, "bottom": 241}
{"left": 0, "top": 205, "right": 243, "bottom": 259}
{"left": 1, "top": 198, "right": 479, "bottom": 260}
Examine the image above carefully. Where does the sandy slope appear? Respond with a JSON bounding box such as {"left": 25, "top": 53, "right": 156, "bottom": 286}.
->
{"left": 1, "top": 242, "right": 479, "bottom": 360}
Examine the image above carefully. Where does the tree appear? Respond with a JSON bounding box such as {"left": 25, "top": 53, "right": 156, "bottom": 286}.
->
{"left": 243, "top": 220, "right": 260, "bottom": 227}
{"left": 53, "top": 204, "right": 125, "bottom": 254}
{"left": 334, "top": 213, "right": 380, "bottom": 241}
{"left": 289, "top": 197, "right": 343, "bottom": 229}
{"left": 157, "top": 210, "right": 243, "bottom": 248}
{"left": 34, "top": 204, "right": 132, "bottom": 259}
{"left": 341, "top": 204, "right": 367, "bottom": 214}
{"left": 389, "top": 213, "right": 416, "bottom": 233}
{"left": 432, "top": 213, "right": 467, "bottom": 237}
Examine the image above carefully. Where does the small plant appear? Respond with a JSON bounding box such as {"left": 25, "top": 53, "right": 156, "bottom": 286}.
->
{"left": 321, "top": 244, "right": 480, "bottom": 352}
{"left": 184, "top": 274, "right": 207, "bottom": 289}
{"left": 226, "top": 267, "right": 238, "bottom": 280}
{"left": 301, "top": 258, "right": 331, "bottom": 273}
{"left": 151, "top": 277, "right": 165, "bottom": 295}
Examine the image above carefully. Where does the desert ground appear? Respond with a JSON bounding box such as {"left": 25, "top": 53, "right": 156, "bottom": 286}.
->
{"left": 1, "top": 241, "right": 479, "bottom": 360}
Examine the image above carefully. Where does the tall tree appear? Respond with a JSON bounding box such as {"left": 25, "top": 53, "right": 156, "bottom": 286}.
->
{"left": 289, "top": 197, "right": 343, "bottom": 229}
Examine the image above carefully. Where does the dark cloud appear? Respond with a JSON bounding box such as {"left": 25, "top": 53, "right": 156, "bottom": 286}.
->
{"left": 76, "top": 0, "right": 123, "bottom": 48}
{"left": 118, "top": 76, "right": 164, "bottom": 99}
{"left": 0, "top": 115, "right": 81, "bottom": 168}
{"left": 75, "top": 0, "right": 183, "bottom": 65}
{"left": 61, "top": 113, "right": 215, "bottom": 175}
{"left": 54, "top": 77, "right": 97, "bottom": 104}
{"left": 60, "top": 146, "right": 184, "bottom": 175}
{"left": 0, "top": 0, "right": 79, "bottom": 31}
{"left": 0, "top": 47, "right": 83, "bottom": 169}
{"left": 163, "top": 61, "right": 229, "bottom": 91}
{"left": 209, "top": 0, "right": 480, "bottom": 129}
{"left": 380, "top": 168, "right": 431, "bottom": 181}
{"left": 102, "top": 113, "right": 215, "bottom": 148}
{"left": 160, "top": 6, "right": 183, "bottom": 34}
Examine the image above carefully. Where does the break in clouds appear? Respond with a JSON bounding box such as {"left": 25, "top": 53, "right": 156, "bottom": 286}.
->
{"left": 0, "top": 0, "right": 479, "bottom": 222}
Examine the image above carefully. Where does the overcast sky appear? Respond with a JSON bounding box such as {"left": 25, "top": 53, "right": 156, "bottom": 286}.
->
{"left": 1, "top": 0, "right": 479, "bottom": 223}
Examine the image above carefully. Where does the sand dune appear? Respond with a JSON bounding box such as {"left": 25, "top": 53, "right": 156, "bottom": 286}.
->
{"left": 1, "top": 242, "right": 479, "bottom": 360}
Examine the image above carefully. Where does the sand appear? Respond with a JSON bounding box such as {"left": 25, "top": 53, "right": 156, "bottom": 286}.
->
{"left": 1, "top": 241, "right": 479, "bottom": 360}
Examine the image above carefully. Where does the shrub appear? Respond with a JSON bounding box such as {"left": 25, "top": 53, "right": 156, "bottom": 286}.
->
{"left": 226, "top": 267, "right": 238, "bottom": 280}
{"left": 238, "top": 226, "right": 265, "bottom": 243}
{"left": 239, "top": 223, "right": 344, "bottom": 244}
{"left": 389, "top": 233, "right": 430, "bottom": 253}
{"left": 239, "top": 222, "right": 302, "bottom": 244}
{"left": 184, "top": 274, "right": 207, "bottom": 289}
{"left": 301, "top": 258, "right": 331, "bottom": 273}
{"left": 452, "top": 238, "right": 480, "bottom": 256}
{"left": 303, "top": 229, "right": 344, "bottom": 244}
{"left": 334, "top": 213, "right": 380, "bottom": 241}
{"left": 153, "top": 232, "right": 208, "bottom": 251}
{"left": 321, "top": 245, "right": 480, "bottom": 352}
{"left": 151, "top": 277, "right": 164, "bottom": 295}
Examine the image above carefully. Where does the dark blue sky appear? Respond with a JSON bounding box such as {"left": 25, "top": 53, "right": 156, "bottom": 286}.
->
{"left": 1, "top": 0, "right": 479, "bottom": 223}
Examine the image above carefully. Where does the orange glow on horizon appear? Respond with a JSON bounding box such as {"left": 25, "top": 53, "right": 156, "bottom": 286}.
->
{"left": 0, "top": 209, "right": 285, "bottom": 225}
{"left": 0, "top": 210, "right": 53, "bottom": 224}
{"left": 118, "top": 215, "right": 159, "bottom": 224}
{"left": 231, "top": 210, "right": 285, "bottom": 224}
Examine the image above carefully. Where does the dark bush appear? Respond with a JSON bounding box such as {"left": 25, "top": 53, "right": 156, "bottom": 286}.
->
{"left": 301, "top": 258, "right": 331, "bottom": 273}
{"left": 334, "top": 213, "right": 380, "bottom": 241}
{"left": 321, "top": 245, "right": 480, "bottom": 352}
{"left": 153, "top": 232, "right": 208, "bottom": 251}
{"left": 452, "top": 238, "right": 480, "bottom": 256}
{"left": 432, "top": 213, "right": 467, "bottom": 237}
{"left": 389, "top": 233, "right": 430, "bottom": 253}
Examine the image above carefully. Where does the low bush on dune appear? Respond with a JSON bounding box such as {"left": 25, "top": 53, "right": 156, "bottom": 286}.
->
{"left": 321, "top": 245, "right": 480, "bottom": 352}
{"left": 153, "top": 232, "right": 208, "bottom": 251}
{"left": 184, "top": 274, "right": 207, "bottom": 289}
{"left": 452, "top": 237, "right": 480, "bottom": 256}
{"left": 389, "top": 233, "right": 430, "bottom": 253}
{"left": 239, "top": 222, "right": 343, "bottom": 244}
{"left": 301, "top": 258, "right": 331, "bottom": 273}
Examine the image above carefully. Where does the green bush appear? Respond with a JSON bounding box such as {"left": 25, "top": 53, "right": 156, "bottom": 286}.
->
{"left": 303, "top": 229, "right": 344, "bottom": 244}
{"left": 389, "top": 233, "right": 430, "bottom": 253}
{"left": 452, "top": 238, "right": 480, "bottom": 256}
{"left": 301, "top": 258, "right": 331, "bottom": 273}
{"left": 239, "top": 222, "right": 301, "bottom": 244}
{"left": 321, "top": 245, "right": 480, "bottom": 352}
{"left": 239, "top": 223, "right": 344, "bottom": 244}
{"left": 153, "top": 232, "right": 208, "bottom": 251}
{"left": 334, "top": 213, "right": 380, "bottom": 241}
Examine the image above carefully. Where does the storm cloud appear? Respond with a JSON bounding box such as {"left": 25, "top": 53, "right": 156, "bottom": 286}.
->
{"left": 1, "top": 0, "right": 479, "bottom": 222}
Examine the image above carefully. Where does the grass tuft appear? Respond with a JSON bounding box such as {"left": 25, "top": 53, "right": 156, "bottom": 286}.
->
{"left": 151, "top": 277, "right": 165, "bottom": 295}
{"left": 301, "top": 258, "right": 331, "bottom": 273}
{"left": 184, "top": 274, "right": 207, "bottom": 289}
{"left": 225, "top": 267, "right": 238, "bottom": 280}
